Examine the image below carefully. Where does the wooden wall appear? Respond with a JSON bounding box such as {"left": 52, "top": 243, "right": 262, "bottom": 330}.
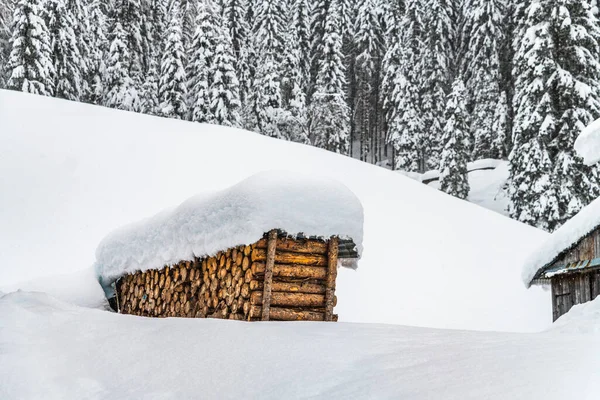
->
{"left": 551, "top": 228, "right": 600, "bottom": 267}
{"left": 115, "top": 231, "right": 341, "bottom": 322}
{"left": 551, "top": 271, "right": 600, "bottom": 321}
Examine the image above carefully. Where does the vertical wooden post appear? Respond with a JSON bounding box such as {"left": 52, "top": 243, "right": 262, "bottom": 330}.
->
{"left": 324, "top": 236, "right": 339, "bottom": 321}
{"left": 261, "top": 230, "right": 278, "bottom": 321}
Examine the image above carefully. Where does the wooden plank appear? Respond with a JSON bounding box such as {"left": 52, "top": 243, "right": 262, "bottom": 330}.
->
{"left": 250, "top": 291, "right": 326, "bottom": 307}
{"left": 252, "top": 248, "right": 327, "bottom": 266}
{"left": 592, "top": 271, "right": 600, "bottom": 300}
{"left": 261, "top": 230, "right": 278, "bottom": 321}
{"left": 249, "top": 280, "right": 326, "bottom": 294}
{"left": 251, "top": 262, "right": 327, "bottom": 280}
{"left": 551, "top": 280, "right": 559, "bottom": 322}
{"left": 324, "top": 236, "right": 339, "bottom": 321}
{"left": 255, "top": 237, "right": 328, "bottom": 255}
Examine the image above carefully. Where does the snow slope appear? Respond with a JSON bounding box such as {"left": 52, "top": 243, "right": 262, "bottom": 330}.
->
{"left": 0, "top": 291, "right": 599, "bottom": 400}
{"left": 0, "top": 90, "right": 549, "bottom": 332}
{"left": 575, "top": 117, "right": 600, "bottom": 165}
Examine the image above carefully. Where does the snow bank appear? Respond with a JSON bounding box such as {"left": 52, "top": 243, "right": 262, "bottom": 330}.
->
{"left": 522, "top": 197, "right": 600, "bottom": 286}
{"left": 0, "top": 90, "right": 550, "bottom": 332}
{"left": 550, "top": 296, "right": 600, "bottom": 335}
{"left": 1, "top": 291, "right": 599, "bottom": 400}
{"left": 95, "top": 171, "right": 363, "bottom": 284}
{"left": 575, "top": 118, "right": 600, "bottom": 165}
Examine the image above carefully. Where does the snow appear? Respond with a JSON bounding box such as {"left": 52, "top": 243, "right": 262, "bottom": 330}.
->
{"left": 574, "top": 117, "right": 600, "bottom": 165}
{"left": 550, "top": 296, "right": 600, "bottom": 335}
{"left": 1, "top": 290, "right": 599, "bottom": 400}
{"left": 411, "top": 159, "right": 510, "bottom": 217}
{"left": 522, "top": 195, "right": 600, "bottom": 286}
{"left": 0, "top": 90, "right": 550, "bottom": 332}
{"left": 95, "top": 171, "right": 363, "bottom": 285}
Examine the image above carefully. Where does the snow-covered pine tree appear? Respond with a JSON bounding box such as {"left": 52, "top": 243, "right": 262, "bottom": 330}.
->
{"left": 0, "top": 0, "right": 17, "bottom": 88}
{"left": 6, "top": 0, "right": 55, "bottom": 96}
{"left": 222, "top": 0, "right": 251, "bottom": 106}
{"left": 420, "top": 0, "right": 455, "bottom": 170}
{"left": 114, "top": 0, "right": 150, "bottom": 89}
{"left": 462, "top": 0, "right": 505, "bottom": 160}
{"left": 251, "top": 0, "right": 287, "bottom": 137}
{"left": 209, "top": 15, "right": 241, "bottom": 127}
{"left": 290, "top": 0, "right": 311, "bottom": 94}
{"left": 280, "top": 19, "right": 309, "bottom": 143}
{"left": 42, "top": 0, "right": 83, "bottom": 101}
{"left": 510, "top": 0, "right": 600, "bottom": 231}
{"left": 140, "top": 56, "right": 159, "bottom": 115}
{"left": 384, "top": 0, "right": 426, "bottom": 172}
{"left": 187, "top": 0, "right": 218, "bottom": 123}
{"left": 309, "top": 0, "right": 350, "bottom": 154}
{"left": 103, "top": 21, "right": 140, "bottom": 110}
{"left": 158, "top": 5, "right": 187, "bottom": 119}
{"left": 64, "top": 0, "right": 93, "bottom": 99}
{"left": 490, "top": 90, "right": 508, "bottom": 159}
{"left": 84, "top": 1, "right": 107, "bottom": 105}
{"left": 354, "top": 0, "right": 384, "bottom": 161}
{"left": 439, "top": 77, "right": 470, "bottom": 199}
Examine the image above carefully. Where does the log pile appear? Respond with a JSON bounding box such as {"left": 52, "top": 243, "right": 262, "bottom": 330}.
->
{"left": 116, "top": 231, "right": 340, "bottom": 322}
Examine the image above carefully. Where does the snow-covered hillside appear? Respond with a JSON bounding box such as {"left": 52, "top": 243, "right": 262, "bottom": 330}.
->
{"left": 0, "top": 90, "right": 549, "bottom": 332}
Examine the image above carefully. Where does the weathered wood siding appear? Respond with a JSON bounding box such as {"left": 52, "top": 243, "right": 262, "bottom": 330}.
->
{"left": 551, "top": 271, "right": 600, "bottom": 321}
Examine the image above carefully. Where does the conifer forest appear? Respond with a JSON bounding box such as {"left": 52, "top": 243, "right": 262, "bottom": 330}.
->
{"left": 2, "top": 0, "right": 600, "bottom": 232}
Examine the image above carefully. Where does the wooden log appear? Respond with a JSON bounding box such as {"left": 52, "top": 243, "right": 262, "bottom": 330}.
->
{"left": 242, "top": 256, "right": 250, "bottom": 271}
{"left": 251, "top": 262, "right": 327, "bottom": 280}
{"left": 261, "top": 230, "right": 278, "bottom": 321}
{"left": 249, "top": 280, "right": 326, "bottom": 294}
{"left": 255, "top": 238, "right": 328, "bottom": 255}
{"left": 250, "top": 291, "right": 325, "bottom": 308}
{"left": 324, "top": 236, "right": 338, "bottom": 321}
{"left": 252, "top": 248, "right": 327, "bottom": 266}
{"left": 249, "top": 305, "right": 325, "bottom": 321}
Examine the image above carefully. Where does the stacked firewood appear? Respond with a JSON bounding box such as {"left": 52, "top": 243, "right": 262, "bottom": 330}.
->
{"left": 116, "top": 233, "right": 338, "bottom": 321}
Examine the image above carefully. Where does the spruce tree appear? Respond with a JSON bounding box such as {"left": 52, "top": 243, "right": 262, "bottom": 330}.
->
{"left": 490, "top": 91, "right": 508, "bottom": 159}
{"left": 510, "top": 0, "right": 600, "bottom": 230}
{"left": 209, "top": 17, "right": 241, "bottom": 127}
{"left": 42, "top": 0, "right": 82, "bottom": 101}
{"left": 158, "top": 7, "right": 187, "bottom": 119}
{"left": 309, "top": 0, "right": 350, "bottom": 154}
{"left": 462, "top": 0, "right": 505, "bottom": 160}
{"left": 0, "top": 0, "right": 17, "bottom": 88}
{"left": 84, "top": 2, "right": 107, "bottom": 105}
{"left": 354, "top": 0, "right": 384, "bottom": 162}
{"left": 420, "top": 0, "right": 455, "bottom": 169}
{"left": 187, "top": 0, "right": 217, "bottom": 123}
{"left": 222, "top": 0, "right": 250, "bottom": 105}
{"left": 251, "top": 0, "right": 286, "bottom": 137}
{"left": 439, "top": 78, "right": 470, "bottom": 199}
{"left": 140, "top": 56, "right": 159, "bottom": 115}
{"left": 6, "top": 0, "right": 55, "bottom": 96}
{"left": 103, "top": 21, "right": 139, "bottom": 110}
{"left": 290, "top": 0, "right": 311, "bottom": 93}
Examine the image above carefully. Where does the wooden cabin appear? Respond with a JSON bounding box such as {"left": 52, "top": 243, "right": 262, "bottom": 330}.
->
{"left": 113, "top": 230, "right": 359, "bottom": 322}
{"left": 529, "top": 228, "right": 600, "bottom": 321}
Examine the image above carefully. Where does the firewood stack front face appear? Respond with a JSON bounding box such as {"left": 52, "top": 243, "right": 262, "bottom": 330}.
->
{"left": 115, "top": 230, "right": 348, "bottom": 321}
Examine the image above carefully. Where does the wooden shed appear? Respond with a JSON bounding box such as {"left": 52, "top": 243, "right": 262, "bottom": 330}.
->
{"left": 112, "top": 230, "right": 359, "bottom": 322}
{"left": 529, "top": 228, "right": 600, "bottom": 321}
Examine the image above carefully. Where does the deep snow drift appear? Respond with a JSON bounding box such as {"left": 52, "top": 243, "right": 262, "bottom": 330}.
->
{"left": 0, "top": 291, "right": 599, "bottom": 400}
{"left": 95, "top": 171, "right": 363, "bottom": 285}
{"left": 0, "top": 90, "right": 549, "bottom": 332}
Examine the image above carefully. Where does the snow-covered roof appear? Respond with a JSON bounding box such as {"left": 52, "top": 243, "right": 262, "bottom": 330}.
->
{"left": 95, "top": 171, "right": 364, "bottom": 284}
{"left": 574, "top": 118, "right": 600, "bottom": 165}
{"left": 522, "top": 196, "right": 600, "bottom": 287}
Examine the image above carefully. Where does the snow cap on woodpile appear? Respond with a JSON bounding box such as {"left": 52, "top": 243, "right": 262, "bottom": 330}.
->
{"left": 575, "top": 118, "right": 600, "bottom": 165}
{"left": 95, "top": 171, "right": 364, "bottom": 284}
{"left": 522, "top": 197, "right": 600, "bottom": 287}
